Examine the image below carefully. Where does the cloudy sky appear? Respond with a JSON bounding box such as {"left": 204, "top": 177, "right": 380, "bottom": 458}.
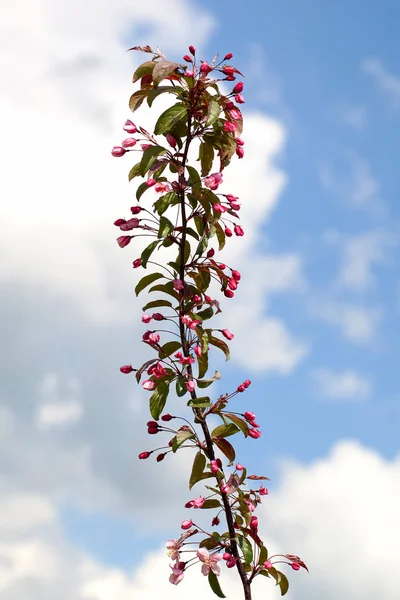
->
{"left": 1, "top": 0, "right": 400, "bottom": 598}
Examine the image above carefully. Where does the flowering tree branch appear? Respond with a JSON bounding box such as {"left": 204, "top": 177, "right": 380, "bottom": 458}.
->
{"left": 113, "top": 43, "right": 307, "bottom": 599}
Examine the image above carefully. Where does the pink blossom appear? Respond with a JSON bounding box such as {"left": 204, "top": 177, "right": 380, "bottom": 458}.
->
{"left": 200, "top": 62, "right": 212, "bottom": 75}
{"left": 291, "top": 563, "right": 300, "bottom": 571}
{"left": 234, "top": 224, "right": 244, "bottom": 236}
{"left": 223, "top": 121, "right": 237, "bottom": 133}
{"left": 181, "top": 519, "right": 193, "bottom": 530}
{"left": 236, "top": 463, "right": 244, "bottom": 471}
{"left": 119, "top": 218, "right": 140, "bottom": 231}
{"left": 142, "top": 380, "right": 155, "bottom": 391}
{"left": 138, "top": 451, "right": 151, "bottom": 459}
{"left": 213, "top": 203, "right": 227, "bottom": 213}
{"left": 220, "top": 483, "right": 231, "bottom": 494}
{"left": 185, "top": 70, "right": 195, "bottom": 77}
{"left": 123, "top": 120, "right": 137, "bottom": 134}
{"left": 236, "top": 147, "right": 244, "bottom": 159}
{"left": 196, "top": 548, "right": 223, "bottom": 577}
{"left": 117, "top": 235, "right": 132, "bottom": 248}
{"left": 194, "top": 345, "right": 202, "bottom": 357}
{"left": 221, "top": 329, "right": 234, "bottom": 340}
{"left": 264, "top": 560, "right": 273, "bottom": 569}
{"left": 120, "top": 365, "right": 134, "bottom": 374}
{"left": 155, "top": 182, "right": 171, "bottom": 194}
{"left": 248, "top": 428, "right": 261, "bottom": 439}
{"left": 259, "top": 487, "right": 269, "bottom": 496}
{"left": 173, "top": 279, "right": 185, "bottom": 291}
{"left": 166, "top": 133, "right": 177, "bottom": 148}
{"left": 122, "top": 137, "right": 137, "bottom": 148}
{"left": 247, "top": 500, "right": 256, "bottom": 512}
{"left": 130, "top": 206, "right": 142, "bottom": 214}
{"left": 224, "top": 52, "right": 233, "bottom": 60}
{"left": 186, "top": 380, "right": 196, "bottom": 393}
{"left": 235, "top": 94, "right": 245, "bottom": 104}
{"left": 180, "top": 356, "right": 195, "bottom": 365}
{"left": 250, "top": 516, "right": 259, "bottom": 532}
{"left": 225, "top": 227, "right": 232, "bottom": 237}
{"left": 210, "top": 460, "right": 220, "bottom": 474}
{"left": 204, "top": 172, "right": 223, "bottom": 191}
{"left": 166, "top": 539, "right": 180, "bottom": 561}
{"left": 146, "top": 178, "right": 156, "bottom": 187}
{"left": 132, "top": 258, "right": 142, "bottom": 268}
{"left": 191, "top": 496, "right": 205, "bottom": 508}
{"left": 111, "top": 146, "right": 126, "bottom": 157}
{"left": 233, "top": 81, "right": 244, "bottom": 94}
{"left": 189, "top": 45, "right": 196, "bottom": 55}
{"left": 169, "top": 561, "right": 185, "bottom": 585}
{"left": 229, "top": 108, "right": 242, "bottom": 120}
{"left": 148, "top": 332, "right": 160, "bottom": 345}
{"left": 149, "top": 362, "right": 166, "bottom": 379}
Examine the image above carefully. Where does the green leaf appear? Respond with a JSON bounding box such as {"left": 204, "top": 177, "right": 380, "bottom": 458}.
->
{"left": 140, "top": 145, "right": 166, "bottom": 176}
{"left": 128, "top": 162, "right": 142, "bottom": 182}
{"left": 187, "top": 396, "right": 211, "bottom": 409}
{"left": 223, "top": 413, "right": 249, "bottom": 438}
{"left": 238, "top": 499, "right": 252, "bottom": 527}
{"left": 197, "top": 370, "right": 221, "bottom": 389}
{"left": 199, "top": 141, "right": 214, "bottom": 177}
{"left": 149, "top": 381, "right": 169, "bottom": 420}
{"left": 132, "top": 61, "right": 156, "bottom": 83}
{"left": 149, "top": 281, "right": 179, "bottom": 300}
{"left": 142, "top": 299, "right": 173, "bottom": 311}
{"left": 186, "top": 165, "right": 201, "bottom": 191}
{"left": 208, "top": 571, "right": 226, "bottom": 598}
{"left": 172, "top": 429, "right": 195, "bottom": 452}
{"left": 135, "top": 272, "right": 164, "bottom": 296}
{"left": 176, "top": 375, "right": 187, "bottom": 397}
{"left": 278, "top": 572, "right": 289, "bottom": 596}
{"left": 135, "top": 358, "right": 158, "bottom": 383}
{"left": 201, "top": 499, "right": 221, "bottom": 509}
{"left": 200, "top": 537, "right": 222, "bottom": 550}
{"left": 129, "top": 89, "right": 149, "bottom": 112}
{"left": 196, "top": 306, "right": 213, "bottom": 320}
{"left": 136, "top": 181, "right": 149, "bottom": 201}
{"left": 258, "top": 545, "right": 268, "bottom": 565}
{"left": 211, "top": 423, "right": 239, "bottom": 439}
{"left": 197, "top": 352, "right": 209, "bottom": 379}
{"left": 154, "top": 191, "right": 179, "bottom": 216}
{"left": 158, "top": 215, "right": 174, "bottom": 237}
{"left": 189, "top": 451, "right": 206, "bottom": 490}
{"left": 213, "top": 438, "right": 235, "bottom": 464}
{"left": 208, "top": 335, "right": 230, "bottom": 361}
{"left": 186, "top": 227, "right": 199, "bottom": 241}
{"left": 141, "top": 240, "right": 159, "bottom": 269}
{"left": 237, "top": 536, "right": 253, "bottom": 564}
{"left": 206, "top": 99, "right": 221, "bottom": 126}
{"left": 154, "top": 103, "right": 188, "bottom": 135}
{"left": 152, "top": 60, "right": 180, "bottom": 87}
{"left": 147, "top": 85, "right": 183, "bottom": 107}
{"left": 158, "top": 340, "right": 181, "bottom": 358}
{"left": 214, "top": 221, "right": 226, "bottom": 251}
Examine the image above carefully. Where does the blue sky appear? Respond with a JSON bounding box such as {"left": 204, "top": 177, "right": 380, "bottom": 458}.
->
{"left": 1, "top": 1, "right": 399, "bottom": 598}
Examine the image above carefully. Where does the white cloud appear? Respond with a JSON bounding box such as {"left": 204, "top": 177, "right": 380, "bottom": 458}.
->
{"left": 35, "top": 400, "right": 83, "bottom": 429}
{"left": 340, "top": 105, "right": 367, "bottom": 129}
{"left": 362, "top": 57, "right": 400, "bottom": 109}
{"left": 311, "top": 368, "right": 371, "bottom": 400}
{"left": 310, "top": 301, "right": 381, "bottom": 344}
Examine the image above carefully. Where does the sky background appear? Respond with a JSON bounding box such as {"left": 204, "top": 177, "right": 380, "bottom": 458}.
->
{"left": 1, "top": 0, "right": 399, "bottom": 598}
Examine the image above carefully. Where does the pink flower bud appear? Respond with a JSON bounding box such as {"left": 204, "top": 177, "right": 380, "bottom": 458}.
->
{"left": 225, "top": 101, "right": 235, "bottom": 110}
{"left": 225, "top": 75, "right": 236, "bottom": 81}
{"left": 235, "top": 94, "right": 245, "bottom": 104}
{"left": 133, "top": 258, "right": 142, "bottom": 268}
{"left": 231, "top": 269, "right": 241, "bottom": 281}
{"left": 138, "top": 451, "right": 150, "bottom": 459}
{"left": 142, "top": 314, "right": 151, "bottom": 323}
{"left": 119, "top": 218, "right": 140, "bottom": 231}
{"left": 152, "top": 312, "right": 165, "bottom": 321}
{"left": 122, "top": 138, "right": 137, "bottom": 148}
{"left": 123, "top": 120, "right": 137, "bottom": 134}
{"left": 226, "top": 558, "right": 236, "bottom": 568}
{"left": 111, "top": 146, "right": 126, "bottom": 157}
{"left": 146, "top": 178, "right": 156, "bottom": 187}
{"left": 185, "top": 70, "right": 194, "bottom": 77}
{"left": 200, "top": 62, "right": 212, "bottom": 74}
{"left": 156, "top": 453, "right": 166, "bottom": 462}
{"left": 142, "top": 380, "right": 155, "bottom": 391}
{"left": 228, "top": 278, "right": 238, "bottom": 290}
{"left": 291, "top": 563, "right": 300, "bottom": 571}
{"left": 237, "top": 384, "right": 245, "bottom": 392}
{"left": 148, "top": 427, "right": 159, "bottom": 434}
{"left": 214, "top": 203, "right": 227, "bottom": 213}
{"left": 220, "top": 483, "right": 230, "bottom": 494}
{"left": 225, "top": 227, "right": 232, "bottom": 237}
{"left": 173, "top": 279, "right": 185, "bottom": 291}
{"left": 194, "top": 345, "right": 202, "bottom": 357}
{"left": 183, "top": 54, "right": 192, "bottom": 62}
{"left": 248, "top": 428, "right": 261, "bottom": 439}
{"left": 236, "top": 147, "right": 245, "bottom": 159}
{"left": 166, "top": 133, "right": 177, "bottom": 148}
{"left": 236, "top": 463, "right": 244, "bottom": 471}
{"left": 210, "top": 460, "right": 220, "bottom": 474}
{"left": 244, "top": 411, "right": 256, "bottom": 421}
{"left": 236, "top": 138, "right": 245, "bottom": 146}
{"left": 161, "top": 413, "right": 173, "bottom": 422}
{"left": 130, "top": 206, "right": 142, "bottom": 215}
{"left": 223, "top": 553, "right": 232, "bottom": 561}
{"left": 141, "top": 143, "right": 151, "bottom": 150}
{"left": 223, "top": 121, "right": 237, "bottom": 133}
{"left": 259, "top": 487, "right": 269, "bottom": 495}
{"left": 148, "top": 333, "right": 160, "bottom": 345}
{"left": 191, "top": 496, "right": 205, "bottom": 508}
{"left": 186, "top": 380, "right": 196, "bottom": 393}
{"left": 250, "top": 516, "right": 258, "bottom": 531}
{"left": 219, "top": 263, "right": 226, "bottom": 270}
{"left": 224, "top": 289, "right": 234, "bottom": 298}
{"left": 229, "top": 108, "right": 242, "bottom": 120}
{"left": 120, "top": 365, "right": 134, "bottom": 374}
{"left": 204, "top": 172, "right": 223, "bottom": 191}
{"left": 207, "top": 248, "right": 215, "bottom": 258}
{"left": 147, "top": 420, "right": 158, "bottom": 428}
{"left": 244, "top": 379, "right": 251, "bottom": 388}
{"left": 117, "top": 235, "right": 132, "bottom": 248}
{"left": 189, "top": 45, "right": 196, "bottom": 55}
{"left": 264, "top": 560, "right": 273, "bottom": 569}
{"left": 154, "top": 182, "right": 171, "bottom": 194}
{"left": 114, "top": 218, "right": 126, "bottom": 226}
{"left": 212, "top": 516, "right": 220, "bottom": 526}
{"left": 181, "top": 519, "right": 193, "bottom": 530}
{"left": 224, "top": 53, "right": 233, "bottom": 60}
{"left": 233, "top": 81, "right": 244, "bottom": 94}
{"left": 221, "top": 329, "right": 234, "bottom": 340}
{"left": 234, "top": 225, "right": 244, "bottom": 236}
{"left": 222, "top": 66, "right": 235, "bottom": 76}
{"left": 192, "top": 294, "right": 202, "bottom": 303}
